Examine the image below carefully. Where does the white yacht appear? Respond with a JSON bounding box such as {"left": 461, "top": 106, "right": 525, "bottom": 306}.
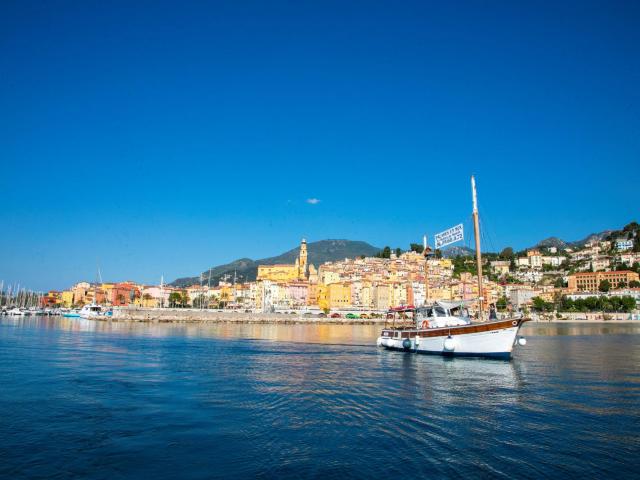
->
{"left": 79, "top": 304, "right": 112, "bottom": 320}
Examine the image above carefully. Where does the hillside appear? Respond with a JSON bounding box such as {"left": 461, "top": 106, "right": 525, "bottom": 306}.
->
{"left": 534, "top": 230, "right": 615, "bottom": 250}
{"left": 171, "top": 239, "right": 380, "bottom": 287}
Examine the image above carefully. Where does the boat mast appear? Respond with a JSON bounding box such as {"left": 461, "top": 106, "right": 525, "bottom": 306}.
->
{"left": 423, "top": 234, "right": 429, "bottom": 305}
{"left": 471, "top": 175, "right": 484, "bottom": 320}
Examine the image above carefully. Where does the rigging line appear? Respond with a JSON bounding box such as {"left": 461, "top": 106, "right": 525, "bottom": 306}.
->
{"left": 478, "top": 205, "right": 498, "bottom": 255}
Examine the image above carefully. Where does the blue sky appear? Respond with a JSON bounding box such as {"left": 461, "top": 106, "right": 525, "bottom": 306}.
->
{"left": 1, "top": 0, "right": 639, "bottom": 291}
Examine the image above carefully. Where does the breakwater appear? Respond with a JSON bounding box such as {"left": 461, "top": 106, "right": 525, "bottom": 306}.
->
{"left": 112, "top": 307, "right": 387, "bottom": 324}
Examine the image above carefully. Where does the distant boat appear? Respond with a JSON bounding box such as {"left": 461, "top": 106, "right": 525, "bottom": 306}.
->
{"left": 8, "top": 307, "right": 25, "bottom": 316}
{"left": 376, "top": 176, "right": 529, "bottom": 359}
{"left": 79, "top": 304, "right": 111, "bottom": 320}
{"left": 63, "top": 310, "right": 80, "bottom": 318}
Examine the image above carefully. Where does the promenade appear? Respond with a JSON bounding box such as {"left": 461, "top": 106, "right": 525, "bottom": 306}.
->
{"left": 112, "top": 307, "right": 387, "bottom": 324}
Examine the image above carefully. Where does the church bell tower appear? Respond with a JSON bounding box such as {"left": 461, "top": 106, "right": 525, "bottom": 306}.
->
{"left": 299, "top": 238, "right": 308, "bottom": 279}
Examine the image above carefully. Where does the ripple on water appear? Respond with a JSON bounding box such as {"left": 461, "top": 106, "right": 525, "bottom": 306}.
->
{"left": 0, "top": 318, "right": 639, "bottom": 479}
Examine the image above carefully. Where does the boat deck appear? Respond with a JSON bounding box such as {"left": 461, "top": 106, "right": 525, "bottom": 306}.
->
{"left": 381, "top": 318, "right": 530, "bottom": 338}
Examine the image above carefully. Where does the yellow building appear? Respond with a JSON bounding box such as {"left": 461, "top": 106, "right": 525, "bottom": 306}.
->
{"left": 257, "top": 264, "right": 300, "bottom": 282}
{"left": 101, "top": 283, "right": 115, "bottom": 305}
{"left": 71, "top": 282, "right": 91, "bottom": 305}
{"left": 327, "top": 282, "right": 352, "bottom": 309}
{"left": 317, "top": 283, "right": 329, "bottom": 311}
{"left": 257, "top": 239, "right": 310, "bottom": 282}
{"left": 61, "top": 291, "right": 74, "bottom": 308}
{"left": 389, "top": 282, "right": 408, "bottom": 308}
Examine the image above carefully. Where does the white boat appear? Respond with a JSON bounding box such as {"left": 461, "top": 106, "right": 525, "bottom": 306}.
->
{"left": 376, "top": 303, "right": 528, "bottom": 359}
{"left": 376, "top": 175, "right": 529, "bottom": 359}
{"left": 79, "top": 304, "right": 112, "bottom": 320}
{"left": 8, "top": 307, "right": 26, "bottom": 316}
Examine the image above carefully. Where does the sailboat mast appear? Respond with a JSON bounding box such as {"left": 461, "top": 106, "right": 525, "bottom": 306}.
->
{"left": 471, "top": 175, "right": 484, "bottom": 320}
{"left": 423, "top": 234, "right": 429, "bottom": 305}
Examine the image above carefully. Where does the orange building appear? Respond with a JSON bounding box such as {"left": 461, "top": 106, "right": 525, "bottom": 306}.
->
{"left": 111, "top": 282, "right": 140, "bottom": 306}
{"left": 567, "top": 270, "right": 639, "bottom": 291}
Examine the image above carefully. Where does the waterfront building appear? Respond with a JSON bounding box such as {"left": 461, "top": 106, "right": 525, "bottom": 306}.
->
{"left": 509, "top": 286, "right": 537, "bottom": 309}
{"left": 567, "top": 271, "right": 640, "bottom": 291}
{"left": 41, "top": 291, "right": 62, "bottom": 307}
{"left": 141, "top": 286, "right": 170, "bottom": 308}
{"left": 61, "top": 290, "right": 74, "bottom": 307}
{"left": 326, "top": 282, "right": 352, "bottom": 309}
{"left": 71, "top": 282, "right": 91, "bottom": 305}
{"left": 111, "top": 282, "right": 140, "bottom": 306}
{"left": 285, "top": 282, "right": 309, "bottom": 309}
{"left": 372, "top": 283, "right": 390, "bottom": 311}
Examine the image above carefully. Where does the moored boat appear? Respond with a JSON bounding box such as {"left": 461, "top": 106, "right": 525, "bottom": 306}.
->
{"left": 376, "top": 175, "right": 529, "bottom": 359}
{"left": 79, "top": 304, "right": 111, "bottom": 319}
{"left": 377, "top": 303, "right": 528, "bottom": 359}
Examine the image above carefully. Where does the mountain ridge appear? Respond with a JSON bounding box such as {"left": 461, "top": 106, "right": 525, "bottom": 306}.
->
{"left": 171, "top": 239, "right": 380, "bottom": 287}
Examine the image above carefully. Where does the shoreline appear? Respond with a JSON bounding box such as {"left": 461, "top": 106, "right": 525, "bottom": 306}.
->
{"left": 111, "top": 307, "right": 388, "bottom": 324}
{"left": 105, "top": 307, "right": 639, "bottom": 325}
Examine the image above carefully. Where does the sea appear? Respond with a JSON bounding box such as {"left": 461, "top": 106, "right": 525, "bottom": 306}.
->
{"left": 0, "top": 317, "right": 639, "bottom": 479}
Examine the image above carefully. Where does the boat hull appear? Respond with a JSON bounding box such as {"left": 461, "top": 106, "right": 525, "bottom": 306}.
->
{"left": 377, "top": 318, "right": 528, "bottom": 359}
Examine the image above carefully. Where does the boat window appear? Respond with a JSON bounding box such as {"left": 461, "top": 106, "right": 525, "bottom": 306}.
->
{"left": 434, "top": 306, "right": 447, "bottom": 317}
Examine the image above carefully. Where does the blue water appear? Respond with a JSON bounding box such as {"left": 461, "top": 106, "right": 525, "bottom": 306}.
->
{"left": 1, "top": 317, "right": 639, "bottom": 479}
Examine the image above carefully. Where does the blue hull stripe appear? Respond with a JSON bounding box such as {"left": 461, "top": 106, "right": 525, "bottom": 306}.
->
{"left": 383, "top": 346, "right": 511, "bottom": 360}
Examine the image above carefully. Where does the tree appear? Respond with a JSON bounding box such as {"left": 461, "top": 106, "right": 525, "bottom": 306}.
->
{"left": 499, "top": 247, "right": 514, "bottom": 259}
{"left": 598, "top": 280, "right": 611, "bottom": 292}
{"left": 554, "top": 277, "right": 567, "bottom": 288}
{"left": 629, "top": 280, "right": 640, "bottom": 288}
{"left": 409, "top": 243, "right": 424, "bottom": 254}
{"left": 395, "top": 247, "right": 402, "bottom": 257}
{"left": 617, "top": 280, "right": 627, "bottom": 289}
{"left": 168, "top": 292, "right": 183, "bottom": 307}
{"left": 382, "top": 246, "right": 391, "bottom": 259}
{"left": 496, "top": 296, "right": 508, "bottom": 311}
{"left": 193, "top": 295, "right": 208, "bottom": 308}
{"left": 532, "top": 296, "right": 554, "bottom": 312}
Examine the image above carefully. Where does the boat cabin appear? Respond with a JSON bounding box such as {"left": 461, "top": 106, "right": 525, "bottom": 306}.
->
{"left": 385, "top": 301, "right": 473, "bottom": 330}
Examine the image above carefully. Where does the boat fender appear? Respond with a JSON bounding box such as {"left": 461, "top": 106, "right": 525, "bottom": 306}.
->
{"left": 443, "top": 336, "right": 456, "bottom": 352}
{"left": 402, "top": 338, "right": 412, "bottom": 350}
{"left": 421, "top": 320, "right": 429, "bottom": 329}
{"left": 518, "top": 337, "right": 527, "bottom": 346}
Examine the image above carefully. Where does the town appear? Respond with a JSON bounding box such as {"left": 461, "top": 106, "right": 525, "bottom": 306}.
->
{"left": 6, "top": 222, "right": 639, "bottom": 319}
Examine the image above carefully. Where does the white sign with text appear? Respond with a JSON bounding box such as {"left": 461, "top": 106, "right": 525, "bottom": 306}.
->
{"left": 434, "top": 224, "right": 464, "bottom": 249}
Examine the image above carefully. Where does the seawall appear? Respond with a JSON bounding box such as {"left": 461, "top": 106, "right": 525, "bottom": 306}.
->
{"left": 112, "top": 307, "right": 388, "bottom": 324}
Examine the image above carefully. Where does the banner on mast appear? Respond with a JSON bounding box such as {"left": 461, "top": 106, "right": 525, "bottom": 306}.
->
{"left": 434, "top": 224, "right": 464, "bottom": 249}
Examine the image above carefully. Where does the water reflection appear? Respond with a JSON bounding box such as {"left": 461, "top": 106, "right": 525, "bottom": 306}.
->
{"left": 5, "top": 316, "right": 640, "bottom": 343}
{"left": 1, "top": 316, "right": 639, "bottom": 478}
